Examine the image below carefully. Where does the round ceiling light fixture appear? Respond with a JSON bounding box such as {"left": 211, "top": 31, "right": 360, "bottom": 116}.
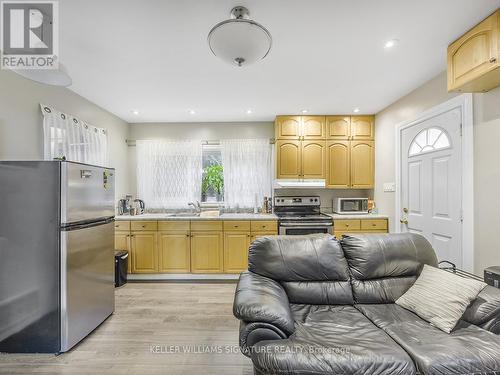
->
{"left": 208, "top": 6, "right": 272, "bottom": 67}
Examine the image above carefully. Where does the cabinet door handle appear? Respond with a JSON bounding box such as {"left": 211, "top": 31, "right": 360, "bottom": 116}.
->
{"left": 186, "top": 234, "right": 190, "bottom": 237}
{"left": 141, "top": 225, "right": 146, "bottom": 228}
{"left": 490, "top": 57, "right": 497, "bottom": 63}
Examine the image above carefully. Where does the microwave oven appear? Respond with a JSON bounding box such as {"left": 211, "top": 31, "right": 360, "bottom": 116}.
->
{"left": 333, "top": 198, "right": 369, "bottom": 214}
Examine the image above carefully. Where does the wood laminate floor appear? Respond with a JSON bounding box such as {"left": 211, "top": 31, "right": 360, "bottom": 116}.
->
{"left": 0, "top": 283, "right": 254, "bottom": 375}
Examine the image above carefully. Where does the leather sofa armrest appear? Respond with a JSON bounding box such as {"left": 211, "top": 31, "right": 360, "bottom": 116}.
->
{"left": 233, "top": 271, "right": 295, "bottom": 336}
{"left": 463, "top": 285, "right": 500, "bottom": 334}
{"left": 238, "top": 321, "right": 287, "bottom": 357}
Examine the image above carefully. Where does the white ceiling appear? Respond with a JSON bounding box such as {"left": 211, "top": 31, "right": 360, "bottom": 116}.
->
{"left": 60, "top": 0, "right": 500, "bottom": 123}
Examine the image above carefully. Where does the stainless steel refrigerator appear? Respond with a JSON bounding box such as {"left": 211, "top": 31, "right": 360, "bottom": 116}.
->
{"left": 0, "top": 161, "right": 115, "bottom": 353}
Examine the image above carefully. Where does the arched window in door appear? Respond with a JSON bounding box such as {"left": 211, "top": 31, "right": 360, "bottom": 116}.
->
{"left": 409, "top": 127, "right": 451, "bottom": 156}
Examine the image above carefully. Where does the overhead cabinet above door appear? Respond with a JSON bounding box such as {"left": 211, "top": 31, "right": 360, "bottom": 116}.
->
{"left": 447, "top": 9, "right": 500, "bottom": 92}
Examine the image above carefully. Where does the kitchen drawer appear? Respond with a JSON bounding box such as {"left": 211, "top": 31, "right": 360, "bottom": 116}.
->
{"left": 361, "top": 219, "right": 388, "bottom": 231}
{"left": 251, "top": 221, "right": 278, "bottom": 232}
{"left": 334, "top": 220, "right": 360, "bottom": 231}
{"left": 158, "top": 221, "right": 190, "bottom": 232}
{"left": 130, "top": 221, "right": 158, "bottom": 231}
{"left": 190, "top": 220, "right": 223, "bottom": 231}
{"left": 114, "top": 221, "right": 130, "bottom": 231}
{"left": 223, "top": 221, "right": 251, "bottom": 231}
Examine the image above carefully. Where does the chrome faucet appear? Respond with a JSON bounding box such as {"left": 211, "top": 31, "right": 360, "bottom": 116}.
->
{"left": 188, "top": 201, "right": 202, "bottom": 213}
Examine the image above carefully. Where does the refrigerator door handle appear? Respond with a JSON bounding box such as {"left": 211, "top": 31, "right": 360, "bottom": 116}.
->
{"left": 61, "top": 217, "right": 114, "bottom": 231}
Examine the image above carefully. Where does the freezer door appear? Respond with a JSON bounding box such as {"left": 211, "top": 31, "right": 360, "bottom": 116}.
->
{"left": 61, "top": 162, "right": 115, "bottom": 225}
{"left": 60, "top": 220, "right": 115, "bottom": 352}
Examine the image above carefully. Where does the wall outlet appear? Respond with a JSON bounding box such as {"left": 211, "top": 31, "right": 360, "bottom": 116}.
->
{"left": 383, "top": 182, "right": 396, "bottom": 192}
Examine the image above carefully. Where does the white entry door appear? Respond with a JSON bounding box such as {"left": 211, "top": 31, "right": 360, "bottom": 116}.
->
{"left": 400, "top": 107, "right": 462, "bottom": 267}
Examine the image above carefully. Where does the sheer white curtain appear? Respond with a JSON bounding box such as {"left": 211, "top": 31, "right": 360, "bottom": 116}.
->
{"left": 221, "top": 139, "right": 272, "bottom": 209}
{"left": 40, "top": 104, "right": 108, "bottom": 166}
{"left": 136, "top": 140, "right": 202, "bottom": 209}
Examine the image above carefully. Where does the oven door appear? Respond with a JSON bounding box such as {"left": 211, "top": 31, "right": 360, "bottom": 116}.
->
{"left": 279, "top": 222, "right": 333, "bottom": 235}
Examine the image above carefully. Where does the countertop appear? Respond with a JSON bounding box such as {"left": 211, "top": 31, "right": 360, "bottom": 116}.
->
{"left": 115, "top": 213, "right": 278, "bottom": 221}
{"left": 326, "top": 213, "right": 389, "bottom": 220}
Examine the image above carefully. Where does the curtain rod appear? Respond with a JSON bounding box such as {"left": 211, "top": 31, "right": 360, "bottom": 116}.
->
{"left": 125, "top": 139, "right": 275, "bottom": 147}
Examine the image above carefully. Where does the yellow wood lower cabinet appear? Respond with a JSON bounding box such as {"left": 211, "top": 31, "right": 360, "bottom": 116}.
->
{"left": 190, "top": 231, "right": 223, "bottom": 273}
{"left": 333, "top": 218, "right": 388, "bottom": 240}
{"left": 159, "top": 232, "right": 191, "bottom": 273}
{"left": 116, "top": 219, "right": 278, "bottom": 275}
{"left": 224, "top": 232, "right": 250, "bottom": 273}
{"left": 130, "top": 231, "right": 158, "bottom": 273}
{"left": 250, "top": 232, "right": 277, "bottom": 243}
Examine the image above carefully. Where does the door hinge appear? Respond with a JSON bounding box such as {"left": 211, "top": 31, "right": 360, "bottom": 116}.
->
{"left": 459, "top": 123, "right": 463, "bottom": 137}
{"left": 460, "top": 209, "right": 464, "bottom": 223}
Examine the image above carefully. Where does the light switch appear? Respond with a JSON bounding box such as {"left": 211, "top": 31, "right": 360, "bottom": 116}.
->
{"left": 383, "top": 182, "right": 396, "bottom": 192}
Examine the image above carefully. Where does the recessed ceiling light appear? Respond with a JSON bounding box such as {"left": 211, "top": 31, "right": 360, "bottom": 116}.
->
{"left": 132, "top": 110, "right": 139, "bottom": 115}
{"left": 353, "top": 108, "right": 360, "bottom": 113}
{"left": 189, "top": 109, "right": 196, "bottom": 115}
{"left": 384, "top": 39, "right": 399, "bottom": 49}
{"left": 301, "top": 109, "right": 308, "bottom": 114}
{"left": 246, "top": 109, "right": 253, "bottom": 114}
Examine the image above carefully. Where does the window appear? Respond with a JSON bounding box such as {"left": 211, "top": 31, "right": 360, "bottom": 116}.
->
{"left": 409, "top": 127, "right": 451, "bottom": 156}
{"left": 201, "top": 144, "right": 224, "bottom": 203}
{"left": 41, "top": 104, "right": 108, "bottom": 166}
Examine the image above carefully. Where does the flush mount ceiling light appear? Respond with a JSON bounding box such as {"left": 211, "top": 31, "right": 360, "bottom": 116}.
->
{"left": 189, "top": 109, "right": 196, "bottom": 115}
{"left": 208, "top": 6, "right": 272, "bottom": 67}
{"left": 384, "top": 39, "right": 399, "bottom": 49}
{"left": 301, "top": 109, "right": 309, "bottom": 114}
{"left": 353, "top": 108, "right": 360, "bottom": 113}
{"left": 132, "top": 110, "right": 140, "bottom": 115}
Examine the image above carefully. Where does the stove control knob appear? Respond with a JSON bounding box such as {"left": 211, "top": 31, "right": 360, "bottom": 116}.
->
{"left": 315, "top": 198, "right": 318, "bottom": 202}
{"left": 310, "top": 198, "right": 313, "bottom": 202}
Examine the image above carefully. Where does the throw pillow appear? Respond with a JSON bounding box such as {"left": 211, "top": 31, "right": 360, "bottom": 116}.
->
{"left": 396, "top": 264, "right": 487, "bottom": 333}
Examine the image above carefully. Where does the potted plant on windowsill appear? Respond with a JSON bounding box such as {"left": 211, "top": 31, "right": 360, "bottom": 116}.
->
{"left": 202, "top": 164, "right": 224, "bottom": 202}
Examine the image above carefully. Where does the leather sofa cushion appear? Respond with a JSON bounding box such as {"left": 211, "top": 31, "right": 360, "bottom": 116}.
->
{"left": 341, "top": 233, "right": 438, "bottom": 303}
{"left": 249, "top": 235, "right": 354, "bottom": 305}
{"left": 249, "top": 235, "right": 349, "bottom": 281}
{"left": 357, "top": 304, "right": 500, "bottom": 375}
{"left": 350, "top": 276, "right": 416, "bottom": 303}
{"left": 341, "top": 233, "right": 438, "bottom": 280}
{"left": 251, "top": 305, "right": 416, "bottom": 375}
{"left": 281, "top": 280, "right": 353, "bottom": 305}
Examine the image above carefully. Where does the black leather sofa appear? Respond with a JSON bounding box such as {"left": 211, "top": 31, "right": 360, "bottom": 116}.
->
{"left": 233, "top": 233, "right": 500, "bottom": 375}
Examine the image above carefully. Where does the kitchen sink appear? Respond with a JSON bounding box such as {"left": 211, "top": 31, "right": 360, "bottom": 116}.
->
{"left": 169, "top": 212, "right": 200, "bottom": 217}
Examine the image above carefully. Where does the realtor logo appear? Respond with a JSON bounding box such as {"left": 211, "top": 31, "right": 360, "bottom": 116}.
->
{"left": 1, "top": 1, "right": 58, "bottom": 69}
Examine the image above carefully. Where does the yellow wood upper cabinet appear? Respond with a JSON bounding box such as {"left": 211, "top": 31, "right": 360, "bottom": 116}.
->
{"left": 275, "top": 116, "right": 326, "bottom": 140}
{"left": 275, "top": 116, "right": 301, "bottom": 139}
{"left": 276, "top": 140, "right": 302, "bottom": 179}
{"left": 302, "top": 116, "right": 326, "bottom": 139}
{"left": 130, "top": 231, "right": 158, "bottom": 273}
{"left": 301, "top": 140, "right": 326, "bottom": 179}
{"left": 326, "top": 116, "right": 351, "bottom": 140}
{"left": 351, "top": 116, "right": 375, "bottom": 140}
{"left": 326, "top": 141, "right": 350, "bottom": 188}
{"left": 448, "top": 10, "right": 500, "bottom": 92}
{"left": 223, "top": 232, "right": 250, "bottom": 273}
{"left": 158, "top": 232, "right": 191, "bottom": 273}
{"left": 350, "top": 141, "right": 374, "bottom": 188}
{"left": 190, "top": 231, "right": 223, "bottom": 273}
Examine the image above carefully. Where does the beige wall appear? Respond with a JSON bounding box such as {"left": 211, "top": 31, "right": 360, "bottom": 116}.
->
{"left": 0, "top": 70, "right": 130, "bottom": 198}
{"left": 126, "top": 122, "right": 274, "bottom": 197}
{"left": 374, "top": 70, "right": 500, "bottom": 274}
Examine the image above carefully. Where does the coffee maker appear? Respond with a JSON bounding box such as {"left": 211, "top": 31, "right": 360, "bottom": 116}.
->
{"left": 117, "top": 195, "right": 133, "bottom": 215}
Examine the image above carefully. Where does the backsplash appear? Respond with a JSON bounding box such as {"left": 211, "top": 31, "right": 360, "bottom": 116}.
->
{"left": 273, "top": 189, "right": 373, "bottom": 213}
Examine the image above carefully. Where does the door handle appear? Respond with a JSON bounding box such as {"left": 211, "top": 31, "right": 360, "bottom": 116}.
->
{"left": 400, "top": 219, "right": 408, "bottom": 224}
